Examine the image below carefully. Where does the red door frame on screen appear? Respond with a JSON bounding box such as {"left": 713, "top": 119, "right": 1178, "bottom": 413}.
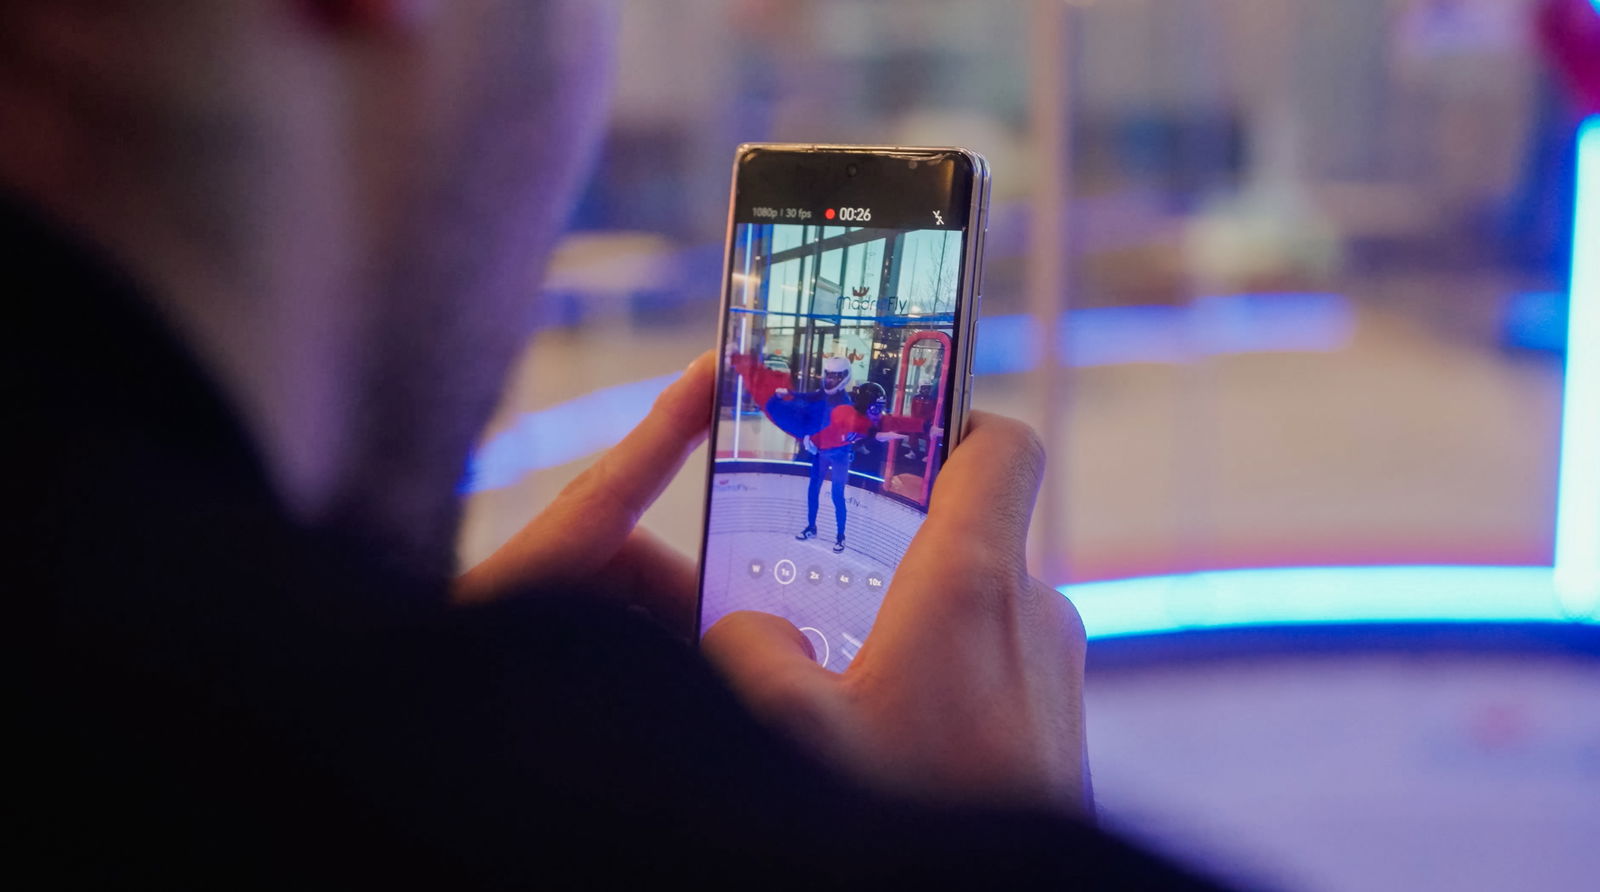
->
{"left": 885, "top": 330, "right": 952, "bottom": 505}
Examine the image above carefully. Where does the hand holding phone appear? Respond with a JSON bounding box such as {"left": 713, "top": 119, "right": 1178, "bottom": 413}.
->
{"left": 702, "top": 412, "right": 1091, "bottom": 813}
{"left": 694, "top": 144, "right": 1089, "bottom": 812}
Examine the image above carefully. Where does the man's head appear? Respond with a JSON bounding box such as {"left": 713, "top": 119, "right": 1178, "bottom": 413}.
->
{"left": 852, "top": 382, "right": 886, "bottom": 419}
{"left": 821, "top": 356, "right": 851, "bottom": 394}
{"left": 0, "top": 0, "right": 616, "bottom": 574}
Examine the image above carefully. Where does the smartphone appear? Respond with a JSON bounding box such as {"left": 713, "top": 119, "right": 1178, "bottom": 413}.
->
{"left": 695, "top": 144, "right": 990, "bottom": 670}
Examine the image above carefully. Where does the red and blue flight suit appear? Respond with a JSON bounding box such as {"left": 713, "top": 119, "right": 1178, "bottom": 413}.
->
{"left": 728, "top": 353, "right": 867, "bottom": 552}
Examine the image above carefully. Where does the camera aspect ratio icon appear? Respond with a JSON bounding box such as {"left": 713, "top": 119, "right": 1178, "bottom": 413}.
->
{"left": 773, "top": 559, "right": 798, "bottom": 586}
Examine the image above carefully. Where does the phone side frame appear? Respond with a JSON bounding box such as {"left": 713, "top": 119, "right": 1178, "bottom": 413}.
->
{"left": 943, "top": 146, "right": 989, "bottom": 456}
{"left": 690, "top": 143, "right": 990, "bottom": 643}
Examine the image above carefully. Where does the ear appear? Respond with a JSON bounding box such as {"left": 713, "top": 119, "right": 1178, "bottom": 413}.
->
{"left": 296, "top": 0, "right": 435, "bottom": 35}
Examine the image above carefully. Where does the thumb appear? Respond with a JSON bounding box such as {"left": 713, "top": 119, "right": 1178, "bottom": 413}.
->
{"left": 701, "top": 611, "right": 846, "bottom": 751}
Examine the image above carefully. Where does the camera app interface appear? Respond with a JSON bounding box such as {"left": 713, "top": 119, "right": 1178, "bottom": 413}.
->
{"left": 699, "top": 218, "right": 967, "bottom": 670}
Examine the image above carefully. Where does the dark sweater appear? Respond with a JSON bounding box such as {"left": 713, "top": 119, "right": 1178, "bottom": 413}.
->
{"left": 8, "top": 198, "right": 1224, "bottom": 889}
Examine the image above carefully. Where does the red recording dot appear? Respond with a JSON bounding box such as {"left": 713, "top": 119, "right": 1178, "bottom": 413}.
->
{"left": 824, "top": 208, "right": 836, "bottom": 220}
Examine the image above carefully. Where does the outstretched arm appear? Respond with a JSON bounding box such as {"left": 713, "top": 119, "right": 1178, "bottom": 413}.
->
{"left": 727, "top": 350, "right": 794, "bottom": 407}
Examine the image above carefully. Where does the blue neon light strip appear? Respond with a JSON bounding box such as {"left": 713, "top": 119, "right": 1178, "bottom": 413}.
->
{"left": 1061, "top": 566, "right": 1591, "bottom": 639}
{"left": 729, "top": 307, "right": 957, "bottom": 325}
{"left": 973, "top": 293, "right": 1353, "bottom": 375}
{"left": 462, "top": 372, "right": 679, "bottom": 493}
{"left": 467, "top": 293, "right": 1355, "bottom": 493}
{"left": 1554, "top": 116, "right": 1600, "bottom": 617}
{"left": 713, "top": 457, "right": 886, "bottom": 483}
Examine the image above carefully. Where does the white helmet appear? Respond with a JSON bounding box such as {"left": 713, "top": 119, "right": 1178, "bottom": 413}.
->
{"left": 821, "top": 355, "right": 851, "bottom": 392}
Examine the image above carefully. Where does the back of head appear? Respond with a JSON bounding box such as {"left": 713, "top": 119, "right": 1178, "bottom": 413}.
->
{"left": 1, "top": 0, "right": 616, "bottom": 574}
{"left": 852, "top": 381, "right": 886, "bottom": 414}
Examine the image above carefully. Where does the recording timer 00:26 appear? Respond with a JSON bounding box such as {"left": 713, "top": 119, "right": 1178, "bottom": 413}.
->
{"left": 823, "top": 207, "right": 871, "bottom": 222}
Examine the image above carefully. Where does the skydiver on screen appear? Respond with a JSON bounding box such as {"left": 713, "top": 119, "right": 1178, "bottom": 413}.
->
{"left": 727, "top": 351, "right": 899, "bottom": 553}
{"left": 789, "top": 356, "right": 856, "bottom": 551}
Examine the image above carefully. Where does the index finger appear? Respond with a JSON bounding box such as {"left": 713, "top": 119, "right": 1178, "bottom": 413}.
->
{"left": 455, "top": 351, "right": 714, "bottom": 600}
{"left": 573, "top": 349, "right": 716, "bottom": 527}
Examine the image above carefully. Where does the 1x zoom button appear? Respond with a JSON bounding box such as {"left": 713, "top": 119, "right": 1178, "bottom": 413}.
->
{"left": 773, "top": 559, "right": 797, "bottom": 585}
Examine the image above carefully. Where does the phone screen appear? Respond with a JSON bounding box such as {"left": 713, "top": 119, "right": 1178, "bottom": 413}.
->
{"left": 696, "top": 147, "right": 984, "bottom": 670}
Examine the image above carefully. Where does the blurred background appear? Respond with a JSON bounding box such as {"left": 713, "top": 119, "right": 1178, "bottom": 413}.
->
{"left": 457, "top": 0, "right": 1599, "bottom": 888}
